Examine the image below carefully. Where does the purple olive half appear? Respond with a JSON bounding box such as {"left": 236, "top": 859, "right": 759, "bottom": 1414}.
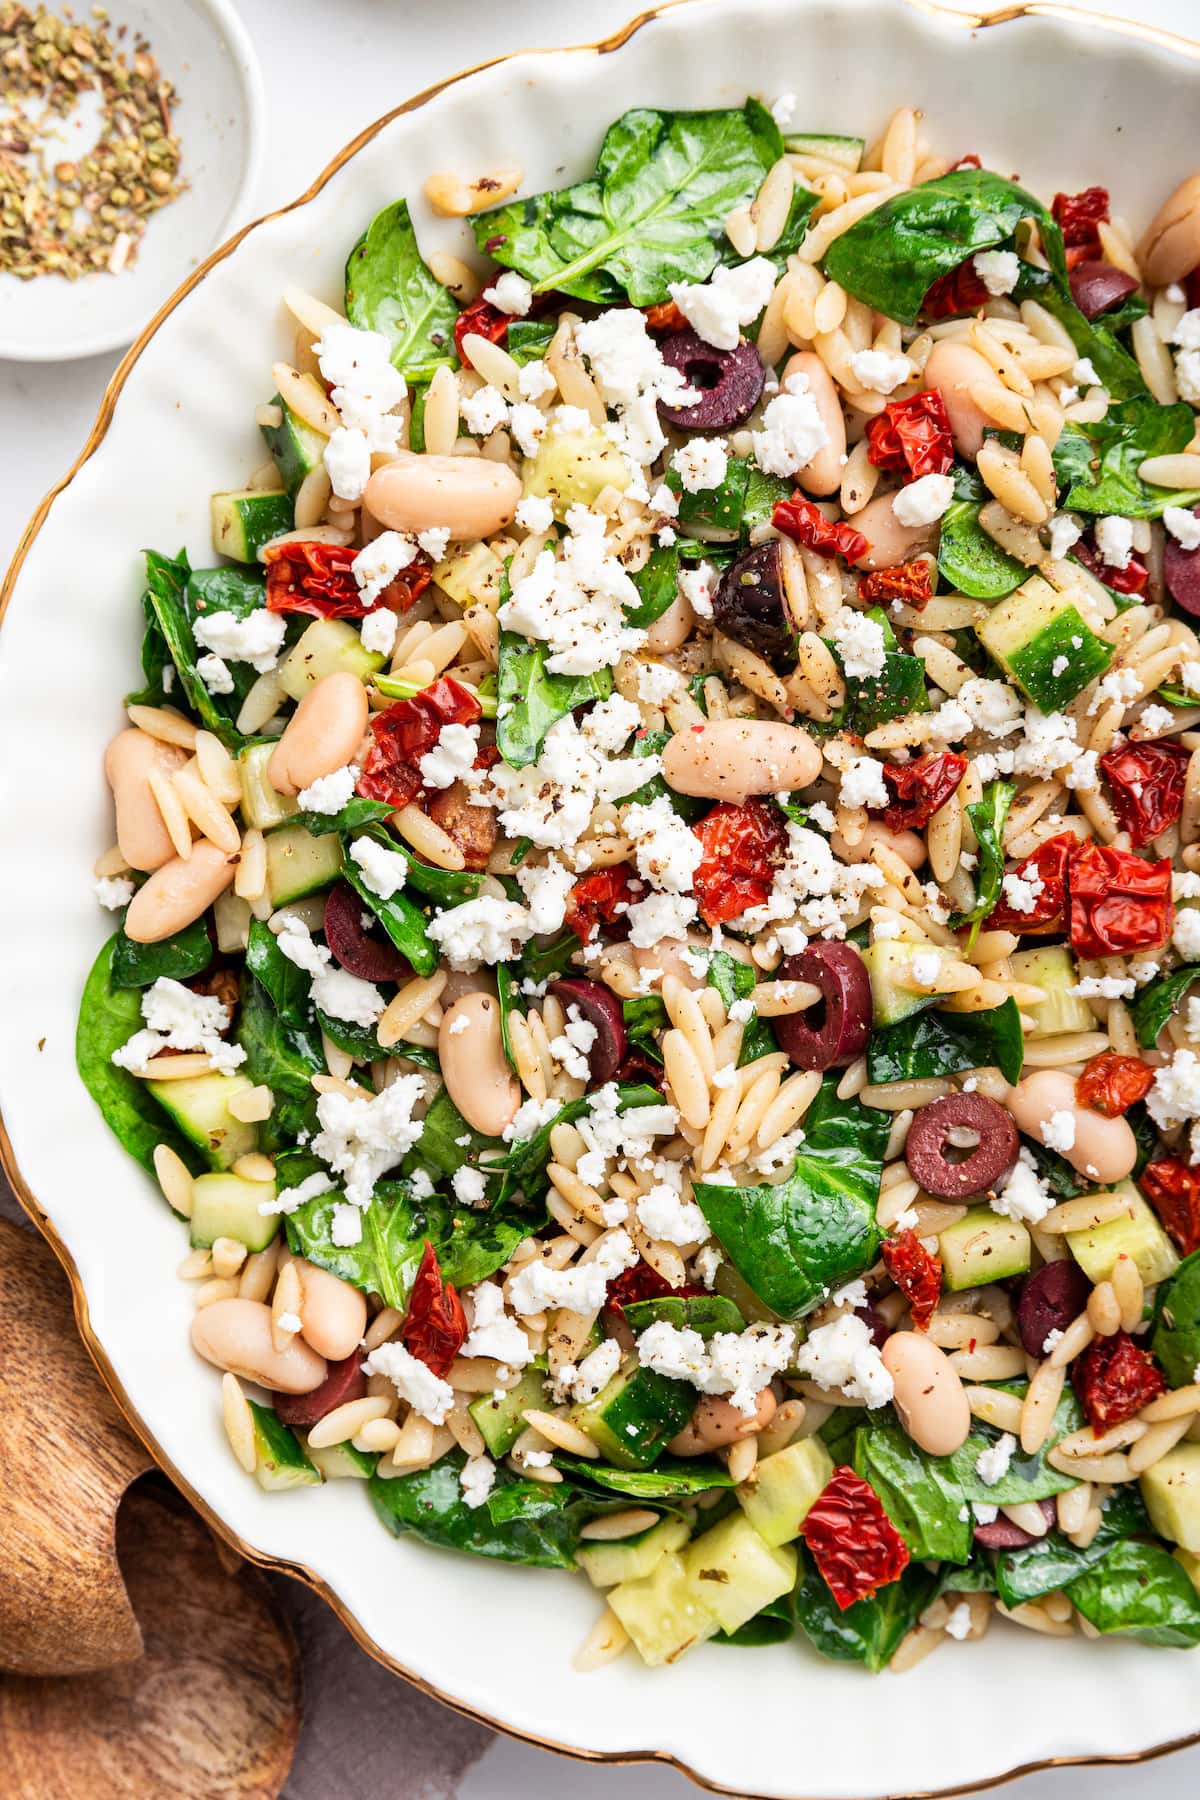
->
{"left": 323, "top": 882, "right": 409, "bottom": 984}
{"left": 772, "top": 943, "right": 872, "bottom": 1072}
{"left": 1165, "top": 504, "right": 1200, "bottom": 618}
{"left": 973, "top": 1498, "right": 1056, "bottom": 1549}
{"left": 1016, "top": 1259, "right": 1092, "bottom": 1358}
{"left": 713, "top": 540, "right": 795, "bottom": 671}
{"left": 273, "top": 1353, "right": 365, "bottom": 1428}
{"left": 1067, "top": 260, "right": 1139, "bottom": 321}
{"left": 856, "top": 1302, "right": 890, "bottom": 1350}
{"left": 549, "top": 977, "right": 627, "bottom": 1086}
{"left": 904, "top": 1093, "right": 1019, "bottom": 1201}
{"left": 658, "top": 329, "right": 765, "bottom": 432}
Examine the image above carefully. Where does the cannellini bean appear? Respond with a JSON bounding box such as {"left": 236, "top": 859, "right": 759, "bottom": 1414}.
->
{"left": 1008, "top": 1069, "right": 1137, "bottom": 1186}
{"left": 439, "top": 990, "right": 519, "bottom": 1136}
{"left": 643, "top": 588, "right": 695, "bottom": 654}
{"left": 104, "top": 728, "right": 189, "bottom": 872}
{"left": 1138, "top": 174, "right": 1200, "bottom": 286}
{"left": 191, "top": 1297, "right": 328, "bottom": 1393}
{"left": 365, "top": 451, "right": 521, "bottom": 541}
{"left": 662, "top": 718, "right": 820, "bottom": 802}
{"left": 267, "top": 672, "right": 369, "bottom": 797}
{"left": 850, "top": 491, "right": 940, "bottom": 570}
{"left": 782, "top": 351, "right": 846, "bottom": 496}
{"left": 124, "top": 839, "right": 237, "bottom": 943}
{"left": 831, "top": 820, "right": 926, "bottom": 870}
{"left": 667, "top": 1387, "right": 776, "bottom": 1456}
{"left": 923, "top": 340, "right": 998, "bottom": 461}
{"left": 882, "top": 1329, "right": 971, "bottom": 1455}
{"left": 294, "top": 1258, "right": 368, "bottom": 1361}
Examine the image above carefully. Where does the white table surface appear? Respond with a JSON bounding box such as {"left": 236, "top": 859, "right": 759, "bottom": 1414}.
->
{"left": 3, "top": 1, "right": 1198, "bottom": 1794}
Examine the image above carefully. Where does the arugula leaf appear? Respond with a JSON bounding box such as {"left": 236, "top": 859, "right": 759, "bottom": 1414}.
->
{"left": 624, "top": 542, "right": 680, "bottom": 630}
{"left": 1130, "top": 964, "right": 1200, "bottom": 1048}
{"left": 623, "top": 1294, "right": 746, "bottom": 1338}
{"left": 76, "top": 934, "right": 199, "bottom": 1174}
{"left": 291, "top": 798, "right": 394, "bottom": 836}
{"left": 340, "top": 828, "right": 437, "bottom": 977}
{"left": 1053, "top": 394, "right": 1200, "bottom": 518}
{"left": 938, "top": 479, "right": 1026, "bottom": 600}
{"left": 1151, "top": 1249, "right": 1200, "bottom": 1389}
{"left": 344, "top": 198, "right": 459, "bottom": 381}
{"left": 794, "top": 1550, "right": 940, "bottom": 1670}
{"left": 993, "top": 1485, "right": 1148, "bottom": 1608}
{"left": 949, "top": 780, "right": 1015, "bottom": 943}
{"left": 1066, "top": 1540, "right": 1200, "bottom": 1647}
{"left": 867, "top": 998, "right": 1025, "bottom": 1087}
{"left": 471, "top": 104, "right": 812, "bottom": 306}
{"left": 554, "top": 1453, "right": 734, "bottom": 1497}
{"left": 693, "top": 1075, "right": 887, "bottom": 1317}
{"left": 496, "top": 627, "right": 613, "bottom": 768}
{"left": 109, "top": 917, "right": 212, "bottom": 989}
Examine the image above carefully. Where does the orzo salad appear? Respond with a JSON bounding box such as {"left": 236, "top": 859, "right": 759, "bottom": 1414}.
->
{"left": 79, "top": 97, "right": 1200, "bottom": 1673}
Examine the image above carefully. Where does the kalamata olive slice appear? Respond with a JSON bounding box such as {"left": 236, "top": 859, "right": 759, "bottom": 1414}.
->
{"left": 1165, "top": 504, "right": 1200, "bottom": 617}
{"left": 856, "top": 1302, "right": 890, "bottom": 1349}
{"left": 772, "top": 943, "right": 872, "bottom": 1072}
{"left": 1067, "top": 260, "right": 1140, "bottom": 321}
{"left": 973, "top": 1499, "right": 1056, "bottom": 1548}
{"left": 323, "top": 881, "right": 409, "bottom": 983}
{"left": 905, "top": 1093, "right": 1019, "bottom": 1200}
{"left": 273, "top": 1351, "right": 365, "bottom": 1428}
{"left": 713, "top": 541, "right": 794, "bottom": 669}
{"left": 658, "top": 329, "right": 765, "bottom": 432}
{"left": 1016, "top": 1259, "right": 1092, "bottom": 1358}
{"left": 549, "top": 977, "right": 627, "bottom": 1085}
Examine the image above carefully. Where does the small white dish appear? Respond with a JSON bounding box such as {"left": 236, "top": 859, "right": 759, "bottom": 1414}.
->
{"left": 0, "top": 0, "right": 263, "bottom": 362}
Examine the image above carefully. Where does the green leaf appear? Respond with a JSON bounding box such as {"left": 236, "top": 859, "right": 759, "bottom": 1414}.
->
{"left": 1066, "top": 1540, "right": 1200, "bottom": 1647}
{"left": 340, "top": 827, "right": 437, "bottom": 977}
{"left": 854, "top": 1420, "right": 975, "bottom": 1563}
{"left": 623, "top": 1294, "right": 746, "bottom": 1338}
{"left": 76, "top": 934, "right": 199, "bottom": 1174}
{"left": 794, "top": 1550, "right": 940, "bottom": 1669}
{"left": 624, "top": 542, "right": 680, "bottom": 630}
{"left": 496, "top": 627, "right": 614, "bottom": 769}
{"left": 937, "top": 496, "right": 1026, "bottom": 600}
{"left": 693, "top": 1075, "right": 887, "bottom": 1317}
{"left": 626, "top": 729, "right": 707, "bottom": 823}
{"left": 1014, "top": 263, "right": 1147, "bottom": 402}
{"left": 949, "top": 1381, "right": 1084, "bottom": 1505}
{"left": 495, "top": 963, "right": 525, "bottom": 1072}
{"left": 994, "top": 1485, "right": 1149, "bottom": 1608}
{"left": 490, "top": 1084, "right": 665, "bottom": 1208}
{"left": 866, "top": 998, "right": 1025, "bottom": 1087}
{"left": 239, "top": 924, "right": 324, "bottom": 1141}
{"left": 1053, "top": 394, "right": 1200, "bottom": 518}
{"left": 554, "top": 1453, "right": 734, "bottom": 1497}
{"left": 291, "top": 798, "right": 394, "bottom": 836}
{"left": 520, "top": 930, "right": 580, "bottom": 985}
{"left": 949, "top": 780, "right": 1015, "bottom": 942}
{"left": 108, "top": 917, "right": 212, "bottom": 989}
{"left": 505, "top": 317, "right": 556, "bottom": 363}
{"left": 1130, "top": 964, "right": 1200, "bottom": 1048}
{"left": 344, "top": 198, "right": 460, "bottom": 381}
{"left": 125, "top": 590, "right": 174, "bottom": 707}
{"left": 140, "top": 550, "right": 266, "bottom": 751}
{"left": 1151, "top": 1249, "right": 1200, "bottom": 1389}
{"left": 415, "top": 1085, "right": 506, "bottom": 1183}
{"left": 383, "top": 836, "right": 485, "bottom": 905}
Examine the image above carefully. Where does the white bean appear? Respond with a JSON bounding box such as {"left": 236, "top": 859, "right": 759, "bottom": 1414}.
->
{"left": 882, "top": 1330, "right": 971, "bottom": 1455}
{"left": 104, "top": 728, "right": 188, "bottom": 872}
{"left": 850, "top": 492, "right": 940, "bottom": 570}
{"left": 1138, "top": 174, "right": 1200, "bottom": 286}
{"left": 831, "top": 821, "right": 926, "bottom": 870}
{"left": 294, "top": 1259, "right": 368, "bottom": 1361}
{"left": 667, "top": 1387, "right": 776, "bottom": 1455}
{"left": 267, "top": 672, "right": 369, "bottom": 797}
{"left": 1008, "top": 1070, "right": 1137, "bottom": 1186}
{"left": 365, "top": 452, "right": 521, "bottom": 541}
{"left": 923, "top": 340, "right": 997, "bottom": 461}
{"left": 439, "top": 991, "right": 519, "bottom": 1136}
{"left": 191, "top": 1297, "right": 328, "bottom": 1393}
{"left": 662, "top": 718, "right": 820, "bottom": 802}
{"left": 124, "top": 840, "right": 237, "bottom": 944}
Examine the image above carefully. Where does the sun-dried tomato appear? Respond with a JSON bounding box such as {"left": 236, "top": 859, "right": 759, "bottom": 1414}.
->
{"left": 356, "top": 677, "right": 482, "bottom": 811}
{"left": 881, "top": 1229, "right": 942, "bottom": 1332}
{"left": 857, "top": 558, "right": 935, "bottom": 609}
{"left": 866, "top": 391, "right": 955, "bottom": 481}
{"left": 401, "top": 1241, "right": 467, "bottom": 1378}
{"left": 1067, "top": 841, "right": 1173, "bottom": 959}
{"left": 1072, "top": 1330, "right": 1165, "bottom": 1434}
{"left": 1070, "top": 536, "right": 1150, "bottom": 598}
{"left": 950, "top": 153, "right": 982, "bottom": 172}
{"left": 564, "top": 866, "right": 639, "bottom": 944}
{"left": 922, "top": 259, "right": 992, "bottom": 320}
{"left": 263, "top": 539, "right": 430, "bottom": 620}
{"left": 1142, "top": 1159, "right": 1200, "bottom": 1256}
{"left": 1075, "top": 1052, "right": 1155, "bottom": 1118}
{"left": 868, "top": 751, "right": 967, "bottom": 834}
{"left": 986, "top": 832, "right": 1074, "bottom": 935}
{"left": 643, "top": 299, "right": 687, "bottom": 333}
{"left": 802, "top": 1467, "right": 910, "bottom": 1611}
{"left": 453, "top": 297, "right": 509, "bottom": 367}
{"left": 1052, "top": 186, "right": 1109, "bottom": 256}
{"left": 692, "top": 799, "right": 788, "bottom": 926}
{"left": 1099, "top": 739, "right": 1192, "bottom": 849}
{"left": 772, "top": 494, "right": 870, "bottom": 564}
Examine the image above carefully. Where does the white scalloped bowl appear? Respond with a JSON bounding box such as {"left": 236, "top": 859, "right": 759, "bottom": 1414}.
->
{"left": 3, "top": 2, "right": 1200, "bottom": 1793}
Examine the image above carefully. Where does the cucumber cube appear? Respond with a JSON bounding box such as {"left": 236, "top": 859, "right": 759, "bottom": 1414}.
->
{"left": 277, "top": 617, "right": 384, "bottom": 701}
{"left": 469, "top": 1367, "right": 547, "bottom": 1459}
{"left": 522, "top": 427, "right": 631, "bottom": 520}
{"left": 189, "top": 1171, "right": 278, "bottom": 1253}
{"left": 1067, "top": 1180, "right": 1180, "bottom": 1291}
{"left": 607, "top": 1551, "right": 719, "bottom": 1667}
{"left": 578, "top": 1516, "right": 691, "bottom": 1589}
{"left": 211, "top": 489, "right": 294, "bottom": 562}
{"left": 736, "top": 1437, "right": 834, "bottom": 1547}
{"left": 308, "top": 1440, "right": 377, "bottom": 1481}
{"left": 939, "top": 1206, "right": 1031, "bottom": 1291}
{"left": 246, "top": 1401, "right": 322, "bottom": 1491}
{"left": 570, "top": 1363, "right": 696, "bottom": 1469}
{"left": 265, "top": 822, "right": 343, "bottom": 907}
{"left": 260, "top": 392, "right": 327, "bottom": 499}
{"left": 1009, "top": 946, "right": 1094, "bottom": 1039}
{"left": 147, "top": 1071, "right": 259, "bottom": 1171}
{"left": 861, "top": 940, "right": 953, "bottom": 1028}
{"left": 431, "top": 540, "right": 506, "bottom": 609}
{"left": 681, "top": 1513, "right": 798, "bottom": 1637}
{"left": 238, "top": 742, "right": 298, "bottom": 830}
{"left": 1142, "top": 1444, "right": 1200, "bottom": 1552}
{"left": 976, "top": 575, "right": 1113, "bottom": 711}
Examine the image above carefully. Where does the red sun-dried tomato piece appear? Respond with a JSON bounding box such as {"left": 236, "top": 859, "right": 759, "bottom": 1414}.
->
{"left": 1099, "top": 739, "right": 1192, "bottom": 849}
{"left": 692, "top": 799, "right": 788, "bottom": 926}
{"left": 985, "top": 832, "right": 1074, "bottom": 935}
{"left": 356, "top": 676, "right": 483, "bottom": 812}
{"left": 857, "top": 558, "right": 935, "bottom": 609}
{"left": 881, "top": 1229, "right": 942, "bottom": 1332}
{"left": 1075, "top": 1052, "right": 1155, "bottom": 1119}
{"left": 802, "top": 1467, "right": 910, "bottom": 1610}
{"left": 1052, "top": 186, "right": 1110, "bottom": 255}
{"left": 772, "top": 494, "right": 870, "bottom": 564}
{"left": 1067, "top": 841, "right": 1173, "bottom": 959}
{"left": 453, "top": 297, "right": 510, "bottom": 367}
{"left": 1142, "top": 1159, "right": 1200, "bottom": 1256}
{"left": 867, "top": 751, "right": 967, "bottom": 834}
{"left": 1072, "top": 1330, "right": 1165, "bottom": 1434}
{"left": 922, "top": 259, "right": 992, "bottom": 320}
{"left": 866, "top": 391, "right": 955, "bottom": 481}
{"left": 1071, "top": 535, "right": 1149, "bottom": 598}
{"left": 564, "top": 866, "right": 639, "bottom": 945}
{"left": 401, "top": 1241, "right": 467, "bottom": 1378}
{"left": 263, "top": 539, "right": 430, "bottom": 620}
{"left": 643, "top": 299, "right": 688, "bottom": 333}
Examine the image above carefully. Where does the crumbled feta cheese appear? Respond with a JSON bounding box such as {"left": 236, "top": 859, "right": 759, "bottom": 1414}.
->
{"left": 1000, "top": 869, "right": 1045, "bottom": 915}
{"left": 957, "top": 677, "right": 1023, "bottom": 738}
{"left": 1136, "top": 704, "right": 1176, "bottom": 738}
{"left": 549, "top": 1004, "right": 598, "bottom": 1082}
{"left": 770, "top": 91, "right": 796, "bottom": 127}
{"left": 1090, "top": 667, "right": 1141, "bottom": 713}
{"left": 110, "top": 977, "right": 246, "bottom": 1077}
{"left": 297, "top": 763, "right": 358, "bottom": 814}
{"left": 668, "top": 257, "right": 777, "bottom": 352}
{"left": 352, "top": 529, "right": 419, "bottom": 607}
{"left": 625, "top": 891, "right": 699, "bottom": 949}
{"left": 317, "top": 320, "right": 407, "bottom": 451}
{"left": 623, "top": 794, "right": 704, "bottom": 893}
{"left": 310, "top": 1073, "right": 426, "bottom": 1211}
{"left": 258, "top": 1169, "right": 336, "bottom": 1218}
{"left": 1072, "top": 356, "right": 1101, "bottom": 389}
{"left": 482, "top": 270, "right": 533, "bottom": 315}
{"left": 508, "top": 1228, "right": 639, "bottom": 1316}
{"left": 348, "top": 834, "right": 408, "bottom": 900}
{"left": 1148, "top": 1048, "right": 1200, "bottom": 1130}
{"left": 498, "top": 504, "right": 645, "bottom": 677}
{"left": 419, "top": 721, "right": 481, "bottom": 790}
{"left": 275, "top": 914, "right": 384, "bottom": 1026}
{"left": 363, "top": 1340, "right": 453, "bottom": 1423}
{"left": 991, "top": 1149, "right": 1055, "bottom": 1225}
{"left": 636, "top": 1319, "right": 796, "bottom": 1414}
{"left": 635, "top": 662, "right": 682, "bottom": 706}
{"left": 750, "top": 371, "right": 831, "bottom": 477}
{"left": 1094, "top": 515, "right": 1135, "bottom": 570}
{"left": 1165, "top": 505, "right": 1200, "bottom": 552}
{"left": 636, "top": 1180, "right": 710, "bottom": 1247}
{"left": 827, "top": 608, "right": 886, "bottom": 679}
{"left": 460, "top": 384, "right": 510, "bottom": 439}
{"left": 671, "top": 436, "right": 729, "bottom": 494}
{"left": 427, "top": 895, "right": 534, "bottom": 969}
{"left": 554, "top": 1339, "right": 621, "bottom": 1404}
{"left": 792, "top": 1313, "right": 893, "bottom": 1408}
{"left": 452, "top": 1166, "right": 488, "bottom": 1208}
{"left": 485, "top": 704, "right": 649, "bottom": 852}
{"left": 330, "top": 1202, "right": 362, "bottom": 1246}
{"left": 459, "top": 1454, "right": 496, "bottom": 1509}
{"left": 1071, "top": 975, "right": 1137, "bottom": 999}
{"left": 324, "top": 426, "right": 372, "bottom": 501}
{"left": 518, "top": 359, "right": 556, "bottom": 402}
{"left": 694, "top": 1243, "right": 724, "bottom": 1289}
{"left": 944, "top": 1600, "right": 973, "bottom": 1640}
{"left": 95, "top": 874, "right": 134, "bottom": 910}
{"left": 193, "top": 608, "right": 287, "bottom": 673}
{"left": 839, "top": 755, "right": 889, "bottom": 811}
{"left": 515, "top": 493, "right": 554, "bottom": 535}
{"left": 973, "top": 249, "right": 1021, "bottom": 295}
{"left": 1174, "top": 908, "right": 1200, "bottom": 962}
{"left": 360, "top": 607, "right": 399, "bottom": 656}
{"left": 848, "top": 347, "right": 912, "bottom": 394}
{"left": 1042, "top": 1109, "right": 1077, "bottom": 1153}
{"left": 574, "top": 308, "right": 699, "bottom": 465}
{"left": 974, "top": 1432, "right": 1016, "bottom": 1487}
{"left": 1047, "top": 513, "right": 1083, "bottom": 561}
{"left": 196, "top": 653, "right": 234, "bottom": 695}
{"left": 892, "top": 471, "right": 955, "bottom": 527}
{"left": 678, "top": 559, "right": 716, "bottom": 620}
{"left": 461, "top": 1281, "right": 532, "bottom": 1365}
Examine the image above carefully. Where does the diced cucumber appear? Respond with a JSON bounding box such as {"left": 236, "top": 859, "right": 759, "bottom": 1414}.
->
{"left": 939, "top": 1205, "right": 1031, "bottom": 1290}
{"left": 783, "top": 132, "right": 865, "bottom": 171}
{"left": 1141, "top": 1444, "right": 1200, "bottom": 1551}
{"left": 976, "top": 575, "right": 1113, "bottom": 711}
{"left": 213, "top": 891, "right": 252, "bottom": 955}
{"left": 607, "top": 1550, "right": 720, "bottom": 1666}
{"left": 861, "top": 940, "right": 953, "bottom": 1028}
{"left": 307, "top": 1439, "right": 378, "bottom": 1480}
{"left": 1009, "top": 946, "right": 1094, "bottom": 1038}
{"left": 266, "top": 822, "right": 344, "bottom": 907}
{"left": 522, "top": 428, "right": 631, "bottom": 520}
{"left": 431, "top": 540, "right": 506, "bottom": 609}
{"left": 468, "top": 1367, "right": 547, "bottom": 1459}
{"left": 260, "top": 391, "right": 327, "bottom": 499}
{"left": 189, "top": 1171, "right": 278, "bottom": 1252}
{"left": 147, "top": 1071, "right": 259, "bottom": 1170}
{"left": 735, "top": 1437, "right": 833, "bottom": 1547}
{"left": 570, "top": 1362, "right": 696, "bottom": 1469}
{"left": 681, "top": 1513, "right": 798, "bottom": 1637}
{"left": 1067, "top": 1180, "right": 1180, "bottom": 1291}
{"left": 211, "top": 489, "right": 294, "bottom": 562}
{"left": 1151, "top": 1250, "right": 1200, "bottom": 1388}
{"left": 246, "top": 1400, "right": 322, "bottom": 1491}
{"left": 1176, "top": 1547, "right": 1200, "bottom": 1595}
{"left": 578, "top": 1516, "right": 691, "bottom": 1589}
{"left": 238, "top": 742, "right": 298, "bottom": 830}
{"left": 277, "top": 617, "right": 385, "bottom": 701}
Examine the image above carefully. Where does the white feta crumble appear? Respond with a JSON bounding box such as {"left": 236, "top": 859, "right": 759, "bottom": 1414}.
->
{"left": 1042, "top": 1328, "right": 1064, "bottom": 1356}
{"left": 973, "top": 249, "right": 1021, "bottom": 295}
{"left": 360, "top": 607, "right": 399, "bottom": 656}
{"left": 497, "top": 504, "right": 645, "bottom": 677}
{"left": 827, "top": 607, "right": 886, "bottom": 678}
{"left": 419, "top": 721, "right": 481, "bottom": 790}
{"left": 1072, "top": 357, "right": 1101, "bottom": 389}
{"left": 991, "top": 1149, "right": 1054, "bottom": 1225}
{"left": 553, "top": 1338, "right": 622, "bottom": 1405}
{"left": 636, "top": 662, "right": 682, "bottom": 706}
{"left": 623, "top": 794, "right": 704, "bottom": 894}
{"left": 671, "top": 436, "right": 729, "bottom": 495}
{"left": 892, "top": 471, "right": 955, "bottom": 527}
{"left": 944, "top": 1600, "right": 973, "bottom": 1640}
{"left": 258, "top": 1169, "right": 336, "bottom": 1218}
{"left": 625, "top": 891, "right": 699, "bottom": 949}
{"left": 678, "top": 559, "right": 716, "bottom": 620}
{"left": 770, "top": 92, "right": 796, "bottom": 127}
{"left": 1041, "top": 1109, "right": 1077, "bottom": 1153}
{"left": 750, "top": 371, "right": 831, "bottom": 477}
{"left": 193, "top": 608, "right": 287, "bottom": 673}
{"left": 508, "top": 1228, "right": 639, "bottom": 1317}
{"left": 459, "top": 1454, "right": 497, "bottom": 1509}
{"left": 323, "top": 425, "right": 372, "bottom": 502}
{"left": 792, "top": 1312, "right": 894, "bottom": 1408}
{"left": 196, "top": 652, "right": 234, "bottom": 695}
{"left": 297, "top": 763, "right": 358, "bottom": 814}
{"left": 635, "top": 1179, "right": 710, "bottom": 1247}
{"left": 310, "top": 1071, "right": 426, "bottom": 1210}
{"left": 1071, "top": 974, "right": 1137, "bottom": 1000}
{"left": 518, "top": 359, "right": 556, "bottom": 402}
{"left": 1147, "top": 1048, "right": 1200, "bottom": 1131}
{"left": 428, "top": 895, "right": 535, "bottom": 969}
{"left": 839, "top": 755, "right": 890, "bottom": 812}
{"left": 574, "top": 308, "right": 699, "bottom": 466}
{"left": 974, "top": 1432, "right": 1016, "bottom": 1488}
{"left": 636, "top": 1320, "right": 796, "bottom": 1414}
{"left": 459, "top": 383, "right": 510, "bottom": 439}
{"left": 1000, "top": 869, "right": 1045, "bottom": 915}
{"left": 348, "top": 834, "right": 408, "bottom": 900}
{"left": 275, "top": 914, "right": 384, "bottom": 1027}
{"left": 1164, "top": 505, "right": 1200, "bottom": 552}
{"left": 1174, "top": 908, "right": 1200, "bottom": 962}
{"left": 1094, "top": 515, "right": 1135, "bottom": 570}
{"left": 110, "top": 976, "right": 246, "bottom": 1077}
{"left": 973, "top": 1502, "right": 999, "bottom": 1525}
{"left": 352, "top": 529, "right": 418, "bottom": 606}
{"left": 461, "top": 1281, "right": 532, "bottom": 1366}
{"left": 1047, "top": 513, "right": 1083, "bottom": 561}
{"left": 667, "top": 256, "right": 777, "bottom": 351}
{"left": 363, "top": 1340, "right": 453, "bottom": 1424}
{"left": 1136, "top": 704, "right": 1176, "bottom": 738}
{"left": 515, "top": 493, "right": 554, "bottom": 534}
{"left": 482, "top": 270, "right": 533, "bottom": 315}
{"left": 848, "top": 347, "right": 912, "bottom": 394}
{"left": 957, "top": 677, "right": 1023, "bottom": 738}
{"left": 317, "top": 320, "right": 407, "bottom": 449}
{"left": 95, "top": 874, "right": 134, "bottom": 910}
{"left": 452, "top": 1166, "right": 489, "bottom": 1208}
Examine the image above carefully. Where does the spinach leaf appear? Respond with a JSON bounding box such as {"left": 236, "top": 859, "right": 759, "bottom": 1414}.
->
{"left": 854, "top": 1419, "right": 975, "bottom": 1563}
{"left": 624, "top": 542, "right": 680, "bottom": 629}
{"left": 340, "top": 828, "right": 436, "bottom": 977}
{"left": 109, "top": 917, "right": 212, "bottom": 989}
{"left": 1151, "top": 1249, "right": 1200, "bottom": 1389}
{"left": 416, "top": 1085, "right": 506, "bottom": 1183}
{"left": 505, "top": 317, "right": 556, "bottom": 363}
{"left": 495, "top": 963, "right": 524, "bottom": 1072}
{"left": 693, "top": 1074, "right": 887, "bottom": 1317}
{"left": 291, "top": 798, "right": 393, "bottom": 836}
{"left": 383, "top": 837, "right": 486, "bottom": 905}
{"left": 239, "top": 924, "right": 324, "bottom": 1140}
{"left": 76, "top": 934, "right": 199, "bottom": 1174}
{"left": 818, "top": 607, "right": 926, "bottom": 736}
{"left": 141, "top": 550, "right": 261, "bottom": 751}
{"left": 627, "top": 729, "right": 707, "bottom": 823}
{"left": 520, "top": 929, "right": 580, "bottom": 985}
{"left": 313, "top": 1007, "right": 437, "bottom": 1072}
{"left": 1014, "top": 263, "right": 1146, "bottom": 402}
{"left": 125, "top": 590, "right": 174, "bottom": 707}
{"left": 471, "top": 103, "right": 811, "bottom": 306}
{"left": 1024, "top": 1136, "right": 1091, "bottom": 1200}
{"left": 937, "top": 484, "right": 1026, "bottom": 600}
{"left": 623, "top": 1295, "right": 746, "bottom": 1338}
{"left": 717, "top": 1589, "right": 797, "bottom": 1647}
{"left": 949, "top": 779, "right": 1015, "bottom": 943}
{"left": 993, "top": 1486, "right": 1149, "bottom": 1608}
{"left": 670, "top": 457, "right": 793, "bottom": 542}
{"left": 866, "top": 998, "right": 1025, "bottom": 1087}
{"left": 1053, "top": 394, "right": 1200, "bottom": 518}
{"left": 554, "top": 1454, "right": 733, "bottom": 1497}
{"left": 491, "top": 1084, "right": 664, "bottom": 1207}
{"left": 1130, "top": 965, "right": 1200, "bottom": 1048}
{"left": 794, "top": 1550, "right": 940, "bottom": 1670}
{"left": 496, "top": 627, "right": 613, "bottom": 768}
{"left": 701, "top": 949, "right": 777, "bottom": 1064}
{"left": 949, "top": 1382, "right": 1084, "bottom": 1505}
{"left": 344, "top": 198, "right": 459, "bottom": 381}
{"left": 1066, "top": 1540, "right": 1200, "bottom": 1647}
